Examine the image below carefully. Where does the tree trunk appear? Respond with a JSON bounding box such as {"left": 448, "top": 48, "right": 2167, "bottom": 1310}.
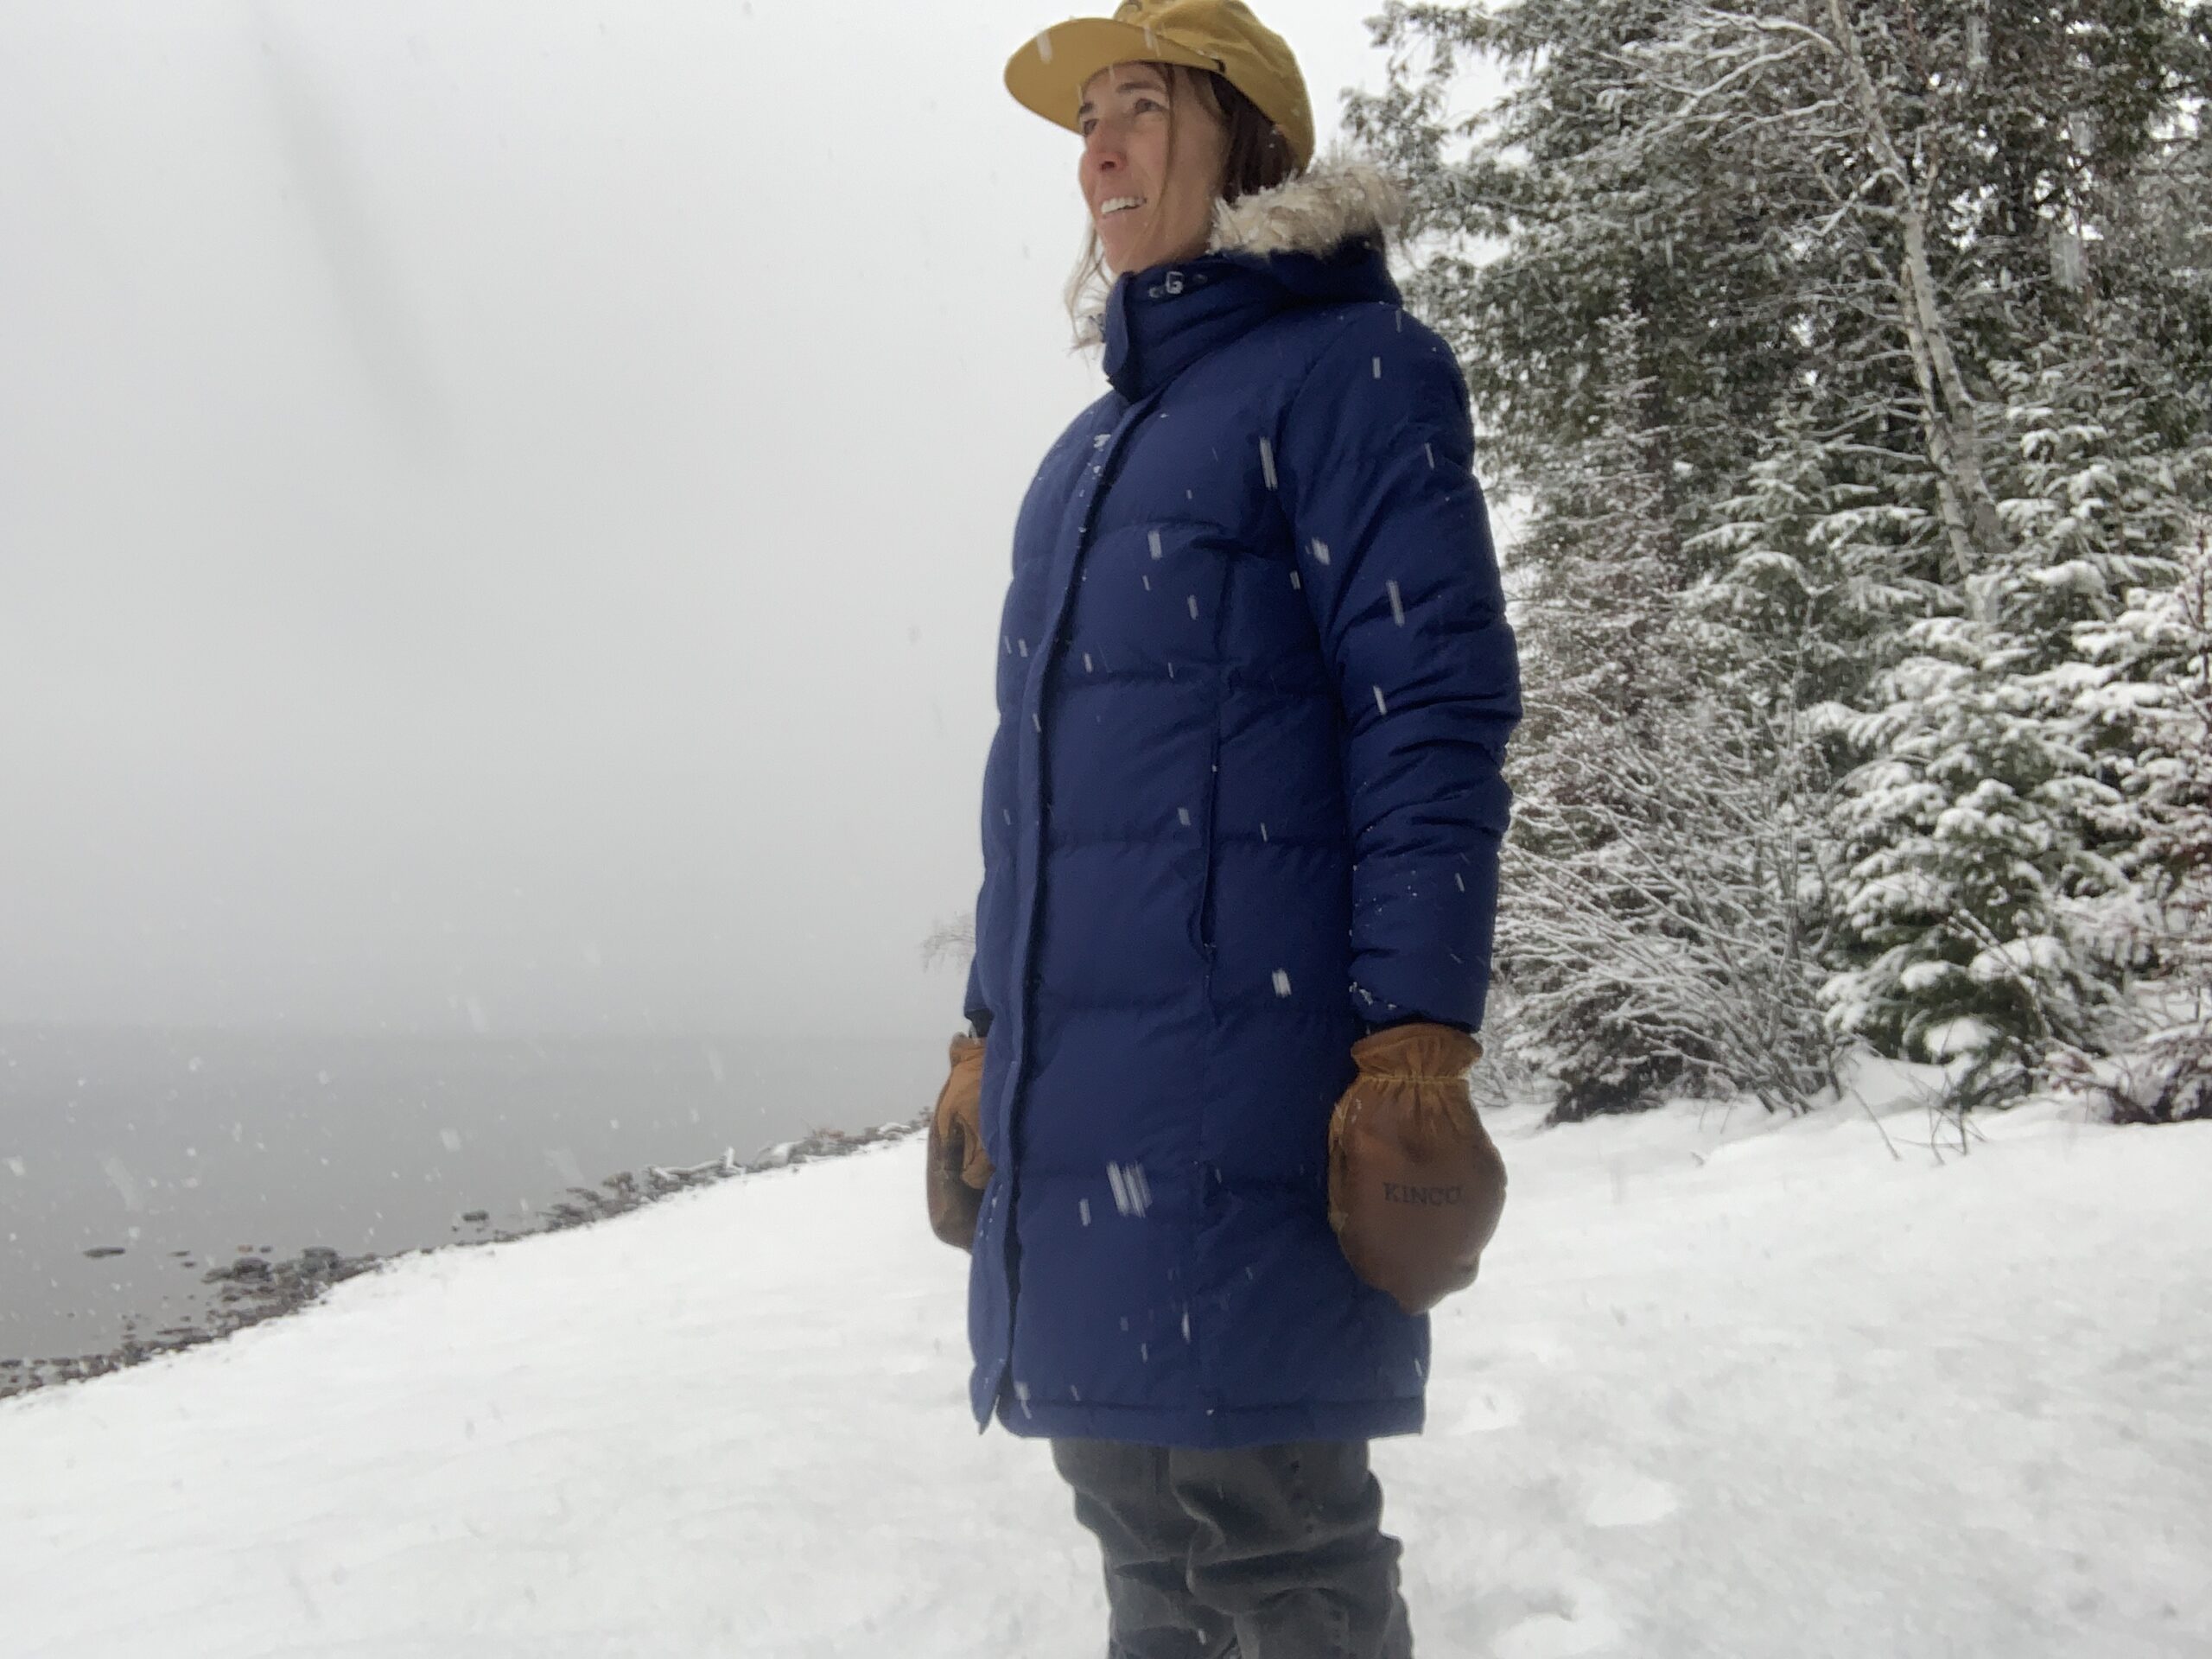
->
{"left": 1821, "top": 0, "right": 2010, "bottom": 593}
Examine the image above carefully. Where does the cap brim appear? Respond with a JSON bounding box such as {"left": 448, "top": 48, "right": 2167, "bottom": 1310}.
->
{"left": 1004, "top": 18, "right": 1222, "bottom": 138}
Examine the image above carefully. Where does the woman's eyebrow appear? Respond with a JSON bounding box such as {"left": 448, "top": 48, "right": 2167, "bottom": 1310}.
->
{"left": 1077, "top": 79, "right": 1171, "bottom": 118}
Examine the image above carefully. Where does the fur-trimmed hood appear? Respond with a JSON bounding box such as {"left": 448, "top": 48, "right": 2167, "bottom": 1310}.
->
{"left": 1084, "top": 158, "right": 1407, "bottom": 389}
{"left": 1207, "top": 156, "right": 1406, "bottom": 259}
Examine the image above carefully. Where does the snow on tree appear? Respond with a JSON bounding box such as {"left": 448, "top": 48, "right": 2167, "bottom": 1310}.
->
{"left": 1484, "top": 307, "right": 1835, "bottom": 1116}
{"left": 2056, "top": 521, "right": 2212, "bottom": 1120}
{"left": 1352, "top": 0, "right": 2212, "bottom": 1111}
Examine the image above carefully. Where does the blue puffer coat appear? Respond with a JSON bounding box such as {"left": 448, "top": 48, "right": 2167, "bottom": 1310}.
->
{"left": 961, "top": 163, "right": 1522, "bottom": 1448}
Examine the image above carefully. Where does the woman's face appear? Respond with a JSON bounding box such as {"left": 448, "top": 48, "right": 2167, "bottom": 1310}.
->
{"left": 1078, "top": 62, "right": 1229, "bottom": 276}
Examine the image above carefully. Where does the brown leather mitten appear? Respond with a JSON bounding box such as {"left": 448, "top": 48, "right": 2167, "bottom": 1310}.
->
{"left": 925, "top": 1034, "right": 992, "bottom": 1250}
{"left": 1327, "top": 1021, "right": 1506, "bottom": 1315}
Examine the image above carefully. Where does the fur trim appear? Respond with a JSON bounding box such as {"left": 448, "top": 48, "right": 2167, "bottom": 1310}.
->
{"left": 1207, "top": 156, "right": 1406, "bottom": 259}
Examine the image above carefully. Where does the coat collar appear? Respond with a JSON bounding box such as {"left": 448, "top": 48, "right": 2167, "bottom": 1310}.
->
{"left": 1097, "top": 160, "right": 1406, "bottom": 401}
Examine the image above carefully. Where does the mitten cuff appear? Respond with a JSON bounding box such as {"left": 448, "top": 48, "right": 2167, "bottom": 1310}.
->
{"left": 1349, "top": 1020, "right": 1482, "bottom": 1081}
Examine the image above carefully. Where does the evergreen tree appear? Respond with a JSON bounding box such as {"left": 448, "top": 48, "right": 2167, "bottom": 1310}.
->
{"left": 1354, "top": 0, "right": 2212, "bottom": 1110}
{"left": 2058, "top": 520, "right": 2212, "bottom": 1119}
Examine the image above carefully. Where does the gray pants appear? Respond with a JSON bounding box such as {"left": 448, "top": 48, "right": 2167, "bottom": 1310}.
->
{"left": 1051, "top": 1439, "right": 1414, "bottom": 1659}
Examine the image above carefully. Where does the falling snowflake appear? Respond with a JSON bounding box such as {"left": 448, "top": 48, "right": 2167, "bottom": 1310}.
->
{"left": 1310, "top": 537, "right": 1331, "bottom": 565}
{"left": 1272, "top": 969, "right": 1293, "bottom": 998}
{"left": 1374, "top": 686, "right": 1389, "bottom": 714}
{"left": 1148, "top": 529, "right": 1164, "bottom": 560}
{"left": 1259, "top": 438, "right": 1277, "bottom": 490}
{"left": 102, "top": 1156, "right": 143, "bottom": 1213}
{"left": 1388, "top": 580, "right": 1405, "bottom": 625}
{"left": 1107, "top": 1161, "right": 1153, "bottom": 1217}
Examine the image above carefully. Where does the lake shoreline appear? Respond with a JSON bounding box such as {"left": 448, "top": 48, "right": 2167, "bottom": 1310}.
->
{"left": 2, "top": 1022, "right": 944, "bottom": 1369}
{"left": 0, "top": 1114, "right": 926, "bottom": 1402}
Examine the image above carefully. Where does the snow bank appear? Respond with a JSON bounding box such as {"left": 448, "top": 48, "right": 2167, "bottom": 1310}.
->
{"left": 2, "top": 1081, "right": 2207, "bottom": 1658}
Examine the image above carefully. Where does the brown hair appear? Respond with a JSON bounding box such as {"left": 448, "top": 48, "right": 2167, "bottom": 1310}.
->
{"left": 1064, "top": 65, "right": 1300, "bottom": 340}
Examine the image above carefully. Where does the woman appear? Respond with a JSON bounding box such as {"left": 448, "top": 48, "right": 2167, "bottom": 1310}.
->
{"left": 928, "top": 3, "right": 1522, "bottom": 1653}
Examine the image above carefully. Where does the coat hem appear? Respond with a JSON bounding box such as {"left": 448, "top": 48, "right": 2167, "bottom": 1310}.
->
{"left": 989, "top": 1393, "right": 1424, "bottom": 1448}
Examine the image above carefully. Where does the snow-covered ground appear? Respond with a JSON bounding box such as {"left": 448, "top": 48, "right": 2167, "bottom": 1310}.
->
{"left": 3, "top": 1067, "right": 2207, "bottom": 1659}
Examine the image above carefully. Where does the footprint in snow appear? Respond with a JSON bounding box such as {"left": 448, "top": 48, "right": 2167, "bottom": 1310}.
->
{"left": 1494, "top": 1607, "right": 1627, "bottom": 1658}
{"left": 1581, "top": 1470, "right": 1679, "bottom": 1529}
{"left": 1490, "top": 1584, "right": 1625, "bottom": 1659}
{"left": 1449, "top": 1389, "right": 1523, "bottom": 1434}
{"left": 1502, "top": 1325, "right": 1571, "bottom": 1366}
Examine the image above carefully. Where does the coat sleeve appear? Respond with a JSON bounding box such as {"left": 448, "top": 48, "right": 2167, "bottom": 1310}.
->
{"left": 1275, "top": 308, "right": 1522, "bottom": 1034}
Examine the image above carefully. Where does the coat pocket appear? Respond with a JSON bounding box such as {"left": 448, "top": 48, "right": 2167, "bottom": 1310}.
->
{"left": 1195, "top": 718, "right": 1224, "bottom": 957}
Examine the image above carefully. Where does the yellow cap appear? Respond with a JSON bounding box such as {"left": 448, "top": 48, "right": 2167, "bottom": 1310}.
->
{"left": 1005, "top": 0, "right": 1314, "bottom": 171}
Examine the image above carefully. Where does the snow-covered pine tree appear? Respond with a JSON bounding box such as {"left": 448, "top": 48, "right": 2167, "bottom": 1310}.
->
{"left": 2044, "top": 35, "right": 2212, "bottom": 1118}
{"left": 1819, "top": 366, "right": 2196, "bottom": 1099}
{"left": 1355, "top": 0, "right": 2212, "bottom": 1110}
{"left": 1822, "top": 609, "right": 2120, "bottom": 1102}
{"left": 1812, "top": 3, "right": 2212, "bottom": 1101}
{"left": 2060, "top": 518, "right": 2212, "bottom": 1120}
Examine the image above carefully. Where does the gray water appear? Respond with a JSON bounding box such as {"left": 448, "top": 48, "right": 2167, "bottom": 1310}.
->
{"left": 0, "top": 1025, "right": 938, "bottom": 1363}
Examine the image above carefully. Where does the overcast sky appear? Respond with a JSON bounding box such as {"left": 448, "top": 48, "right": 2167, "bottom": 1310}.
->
{"left": 0, "top": 0, "right": 1501, "bottom": 1041}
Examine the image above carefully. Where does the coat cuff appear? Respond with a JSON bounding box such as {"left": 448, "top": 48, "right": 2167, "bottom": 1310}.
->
{"left": 1360, "top": 1012, "right": 1474, "bottom": 1040}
